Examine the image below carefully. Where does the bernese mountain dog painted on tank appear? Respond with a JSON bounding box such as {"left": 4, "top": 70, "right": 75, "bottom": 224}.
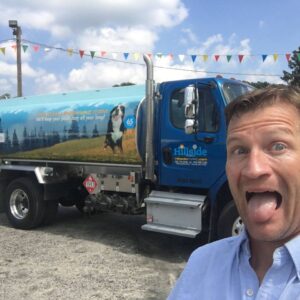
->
{"left": 104, "top": 104, "right": 126, "bottom": 154}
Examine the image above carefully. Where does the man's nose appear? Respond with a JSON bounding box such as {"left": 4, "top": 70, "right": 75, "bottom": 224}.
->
{"left": 241, "top": 149, "right": 270, "bottom": 179}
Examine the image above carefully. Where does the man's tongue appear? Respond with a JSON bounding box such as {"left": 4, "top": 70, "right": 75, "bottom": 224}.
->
{"left": 247, "top": 192, "right": 278, "bottom": 223}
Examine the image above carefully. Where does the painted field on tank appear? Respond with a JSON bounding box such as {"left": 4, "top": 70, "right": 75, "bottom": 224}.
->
{"left": 0, "top": 85, "right": 145, "bottom": 164}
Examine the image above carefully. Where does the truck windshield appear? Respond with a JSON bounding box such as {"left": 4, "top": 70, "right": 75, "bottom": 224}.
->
{"left": 222, "top": 82, "right": 254, "bottom": 103}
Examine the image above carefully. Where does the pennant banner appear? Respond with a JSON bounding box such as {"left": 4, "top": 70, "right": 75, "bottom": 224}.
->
{"left": 22, "top": 45, "right": 28, "bottom": 53}
{"left": 262, "top": 54, "right": 268, "bottom": 62}
{"left": 238, "top": 55, "right": 244, "bottom": 63}
{"left": 0, "top": 40, "right": 298, "bottom": 68}
{"left": 79, "top": 50, "right": 84, "bottom": 58}
{"left": 67, "top": 48, "right": 73, "bottom": 56}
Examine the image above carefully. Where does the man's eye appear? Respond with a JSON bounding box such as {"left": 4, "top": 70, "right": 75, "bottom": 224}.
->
{"left": 232, "top": 147, "right": 247, "bottom": 155}
{"left": 272, "top": 143, "right": 286, "bottom": 151}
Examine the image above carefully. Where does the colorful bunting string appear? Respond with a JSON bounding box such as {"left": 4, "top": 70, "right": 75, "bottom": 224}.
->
{"left": 0, "top": 39, "right": 299, "bottom": 68}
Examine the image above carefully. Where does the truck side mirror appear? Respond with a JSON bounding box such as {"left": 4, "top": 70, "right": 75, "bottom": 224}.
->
{"left": 185, "top": 103, "right": 196, "bottom": 119}
{"left": 184, "top": 85, "right": 199, "bottom": 134}
{"left": 185, "top": 119, "right": 196, "bottom": 134}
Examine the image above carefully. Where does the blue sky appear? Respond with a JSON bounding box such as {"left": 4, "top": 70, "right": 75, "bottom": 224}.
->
{"left": 0, "top": 0, "right": 299, "bottom": 97}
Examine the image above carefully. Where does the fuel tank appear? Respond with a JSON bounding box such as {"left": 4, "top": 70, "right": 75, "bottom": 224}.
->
{"left": 0, "top": 85, "right": 146, "bottom": 164}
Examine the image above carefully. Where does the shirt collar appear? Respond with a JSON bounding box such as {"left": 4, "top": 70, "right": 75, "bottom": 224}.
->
{"left": 285, "top": 234, "right": 300, "bottom": 281}
{"left": 239, "top": 230, "right": 300, "bottom": 281}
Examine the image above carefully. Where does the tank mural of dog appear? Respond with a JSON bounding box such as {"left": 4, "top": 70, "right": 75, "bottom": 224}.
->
{"left": 104, "top": 105, "right": 126, "bottom": 154}
{"left": 0, "top": 94, "right": 142, "bottom": 164}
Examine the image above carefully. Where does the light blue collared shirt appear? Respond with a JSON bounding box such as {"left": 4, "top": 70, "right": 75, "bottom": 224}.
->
{"left": 168, "top": 231, "right": 300, "bottom": 299}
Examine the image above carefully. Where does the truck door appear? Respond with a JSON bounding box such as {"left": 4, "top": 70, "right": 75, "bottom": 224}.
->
{"left": 158, "top": 81, "right": 227, "bottom": 189}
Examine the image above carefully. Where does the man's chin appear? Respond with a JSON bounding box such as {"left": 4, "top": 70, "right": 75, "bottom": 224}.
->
{"left": 246, "top": 224, "right": 284, "bottom": 243}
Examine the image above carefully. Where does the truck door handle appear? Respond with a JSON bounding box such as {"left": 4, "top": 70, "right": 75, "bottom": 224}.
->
{"left": 203, "top": 137, "right": 214, "bottom": 143}
{"left": 162, "top": 147, "right": 172, "bottom": 165}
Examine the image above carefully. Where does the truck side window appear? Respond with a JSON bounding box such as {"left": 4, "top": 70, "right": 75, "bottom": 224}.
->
{"left": 170, "top": 89, "right": 186, "bottom": 129}
{"left": 198, "top": 88, "right": 219, "bottom": 132}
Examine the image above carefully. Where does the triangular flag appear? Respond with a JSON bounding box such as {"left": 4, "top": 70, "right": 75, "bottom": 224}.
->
{"left": 178, "top": 54, "right": 185, "bottom": 62}
{"left": 285, "top": 53, "right": 291, "bottom": 62}
{"left": 79, "top": 50, "right": 85, "bottom": 58}
{"left": 156, "top": 53, "right": 163, "bottom": 59}
{"left": 44, "top": 47, "right": 51, "bottom": 52}
{"left": 202, "top": 55, "right": 208, "bottom": 62}
{"left": 0, "top": 47, "right": 6, "bottom": 55}
{"left": 168, "top": 53, "right": 174, "bottom": 60}
{"left": 297, "top": 53, "right": 300, "bottom": 61}
{"left": 111, "top": 52, "right": 118, "bottom": 59}
{"left": 22, "top": 45, "right": 28, "bottom": 53}
{"left": 262, "top": 54, "right": 268, "bottom": 62}
{"left": 123, "top": 52, "right": 129, "bottom": 60}
{"left": 32, "top": 45, "right": 40, "bottom": 52}
{"left": 226, "top": 55, "right": 232, "bottom": 62}
{"left": 100, "top": 51, "right": 106, "bottom": 57}
{"left": 191, "top": 55, "right": 197, "bottom": 63}
{"left": 133, "top": 53, "right": 140, "bottom": 61}
{"left": 238, "top": 55, "right": 244, "bottom": 63}
{"left": 90, "top": 51, "right": 96, "bottom": 59}
{"left": 67, "top": 48, "right": 73, "bottom": 56}
{"left": 11, "top": 45, "right": 17, "bottom": 52}
{"left": 273, "top": 53, "right": 278, "bottom": 62}
{"left": 214, "top": 55, "right": 220, "bottom": 62}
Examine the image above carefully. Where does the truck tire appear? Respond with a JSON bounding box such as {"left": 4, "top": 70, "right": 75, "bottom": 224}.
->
{"left": 4, "top": 177, "right": 46, "bottom": 229}
{"left": 41, "top": 200, "right": 58, "bottom": 226}
{"left": 217, "top": 201, "right": 244, "bottom": 239}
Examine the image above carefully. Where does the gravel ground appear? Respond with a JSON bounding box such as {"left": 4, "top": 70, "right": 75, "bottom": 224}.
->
{"left": 0, "top": 206, "right": 205, "bottom": 300}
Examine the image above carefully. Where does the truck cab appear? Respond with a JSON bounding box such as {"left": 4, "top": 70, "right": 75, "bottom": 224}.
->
{"left": 142, "top": 77, "right": 253, "bottom": 240}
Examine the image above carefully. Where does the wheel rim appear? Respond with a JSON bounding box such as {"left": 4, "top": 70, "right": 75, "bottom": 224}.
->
{"left": 10, "top": 189, "right": 30, "bottom": 220}
{"left": 232, "top": 216, "right": 244, "bottom": 236}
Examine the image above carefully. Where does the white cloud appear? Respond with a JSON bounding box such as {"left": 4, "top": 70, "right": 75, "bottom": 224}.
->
{"left": 180, "top": 28, "right": 199, "bottom": 45}
{"left": 0, "top": 0, "right": 188, "bottom": 39}
{"left": 65, "top": 61, "right": 145, "bottom": 90}
{"left": 77, "top": 27, "right": 158, "bottom": 52}
{"left": 34, "top": 73, "right": 63, "bottom": 95}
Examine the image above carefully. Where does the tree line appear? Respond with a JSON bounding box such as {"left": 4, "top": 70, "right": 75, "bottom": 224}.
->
{"left": 0, "top": 119, "right": 101, "bottom": 154}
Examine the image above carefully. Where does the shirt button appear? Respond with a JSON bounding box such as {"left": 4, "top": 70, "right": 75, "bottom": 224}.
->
{"left": 246, "top": 289, "right": 254, "bottom": 297}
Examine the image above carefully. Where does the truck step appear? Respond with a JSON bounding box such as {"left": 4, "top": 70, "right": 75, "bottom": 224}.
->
{"left": 141, "top": 224, "right": 200, "bottom": 238}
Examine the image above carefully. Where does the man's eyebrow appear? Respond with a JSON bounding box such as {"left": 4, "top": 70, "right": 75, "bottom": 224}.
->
{"left": 226, "top": 136, "right": 241, "bottom": 145}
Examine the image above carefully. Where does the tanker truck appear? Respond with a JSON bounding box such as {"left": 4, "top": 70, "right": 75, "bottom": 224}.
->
{"left": 0, "top": 55, "right": 253, "bottom": 241}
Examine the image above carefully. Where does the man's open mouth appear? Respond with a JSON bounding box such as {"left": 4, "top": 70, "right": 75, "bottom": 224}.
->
{"left": 246, "top": 191, "right": 282, "bottom": 209}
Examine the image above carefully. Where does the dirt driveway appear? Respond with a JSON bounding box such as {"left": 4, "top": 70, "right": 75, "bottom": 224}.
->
{"left": 0, "top": 207, "right": 205, "bottom": 300}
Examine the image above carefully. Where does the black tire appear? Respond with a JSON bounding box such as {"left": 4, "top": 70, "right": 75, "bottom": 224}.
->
{"left": 4, "top": 177, "right": 46, "bottom": 229}
{"left": 75, "top": 200, "right": 85, "bottom": 213}
{"left": 41, "top": 200, "right": 58, "bottom": 226}
{"left": 217, "top": 201, "right": 244, "bottom": 239}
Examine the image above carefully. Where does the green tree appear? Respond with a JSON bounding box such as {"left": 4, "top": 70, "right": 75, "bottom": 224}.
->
{"left": 113, "top": 82, "right": 135, "bottom": 87}
{"left": 0, "top": 93, "right": 10, "bottom": 99}
{"left": 244, "top": 81, "right": 271, "bottom": 89}
{"left": 281, "top": 47, "right": 300, "bottom": 87}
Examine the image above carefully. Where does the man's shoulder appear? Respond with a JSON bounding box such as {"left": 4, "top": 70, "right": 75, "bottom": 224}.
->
{"left": 189, "top": 235, "right": 242, "bottom": 263}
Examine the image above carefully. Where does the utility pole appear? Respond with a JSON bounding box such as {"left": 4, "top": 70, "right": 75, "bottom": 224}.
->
{"left": 9, "top": 20, "right": 22, "bottom": 97}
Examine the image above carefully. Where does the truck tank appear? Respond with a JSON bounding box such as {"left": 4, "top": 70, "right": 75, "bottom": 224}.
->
{"left": 0, "top": 85, "right": 145, "bottom": 164}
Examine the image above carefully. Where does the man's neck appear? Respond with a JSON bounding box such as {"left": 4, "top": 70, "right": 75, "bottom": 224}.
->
{"left": 249, "top": 239, "right": 280, "bottom": 284}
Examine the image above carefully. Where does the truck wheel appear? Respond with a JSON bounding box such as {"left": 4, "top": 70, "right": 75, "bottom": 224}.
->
{"left": 41, "top": 200, "right": 58, "bottom": 226}
{"left": 5, "top": 177, "right": 46, "bottom": 229}
{"left": 217, "top": 201, "right": 244, "bottom": 239}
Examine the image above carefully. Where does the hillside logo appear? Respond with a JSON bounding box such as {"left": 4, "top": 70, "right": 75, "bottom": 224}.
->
{"left": 173, "top": 144, "right": 207, "bottom": 157}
